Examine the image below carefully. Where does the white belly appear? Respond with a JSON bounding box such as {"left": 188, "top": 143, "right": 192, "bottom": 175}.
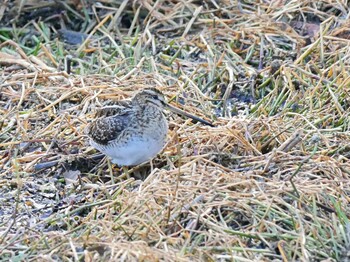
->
{"left": 91, "top": 137, "right": 166, "bottom": 166}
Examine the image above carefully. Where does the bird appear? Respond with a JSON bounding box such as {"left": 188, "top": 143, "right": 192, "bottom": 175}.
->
{"left": 85, "top": 88, "right": 213, "bottom": 166}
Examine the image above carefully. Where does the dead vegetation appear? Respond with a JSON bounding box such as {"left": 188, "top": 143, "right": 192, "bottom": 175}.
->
{"left": 1, "top": 0, "right": 350, "bottom": 261}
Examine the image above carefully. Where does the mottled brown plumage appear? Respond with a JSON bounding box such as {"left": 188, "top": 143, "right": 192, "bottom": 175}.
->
{"left": 86, "top": 88, "right": 213, "bottom": 166}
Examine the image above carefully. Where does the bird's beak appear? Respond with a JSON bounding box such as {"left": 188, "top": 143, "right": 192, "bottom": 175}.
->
{"left": 164, "top": 102, "right": 214, "bottom": 127}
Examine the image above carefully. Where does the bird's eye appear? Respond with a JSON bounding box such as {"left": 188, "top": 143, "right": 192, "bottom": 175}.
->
{"left": 153, "top": 95, "right": 158, "bottom": 100}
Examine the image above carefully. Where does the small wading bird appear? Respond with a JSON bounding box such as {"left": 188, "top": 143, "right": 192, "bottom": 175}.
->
{"left": 86, "top": 88, "right": 213, "bottom": 166}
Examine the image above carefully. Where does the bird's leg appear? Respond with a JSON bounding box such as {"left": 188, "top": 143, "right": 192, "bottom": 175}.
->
{"left": 107, "top": 159, "right": 129, "bottom": 182}
{"left": 121, "top": 166, "right": 130, "bottom": 180}
{"left": 150, "top": 160, "right": 154, "bottom": 172}
{"left": 107, "top": 159, "right": 115, "bottom": 184}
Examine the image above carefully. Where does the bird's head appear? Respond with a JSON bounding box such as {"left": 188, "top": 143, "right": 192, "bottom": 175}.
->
{"left": 132, "top": 88, "right": 167, "bottom": 108}
{"left": 132, "top": 88, "right": 214, "bottom": 127}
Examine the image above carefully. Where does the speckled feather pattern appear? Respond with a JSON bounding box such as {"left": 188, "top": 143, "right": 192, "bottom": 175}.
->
{"left": 86, "top": 89, "right": 169, "bottom": 166}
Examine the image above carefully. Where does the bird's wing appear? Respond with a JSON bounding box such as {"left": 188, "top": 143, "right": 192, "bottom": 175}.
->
{"left": 86, "top": 110, "right": 132, "bottom": 145}
{"left": 94, "top": 100, "right": 132, "bottom": 118}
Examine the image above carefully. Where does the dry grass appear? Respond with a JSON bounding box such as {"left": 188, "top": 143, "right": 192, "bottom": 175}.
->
{"left": 1, "top": 0, "right": 350, "bottom": 261}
